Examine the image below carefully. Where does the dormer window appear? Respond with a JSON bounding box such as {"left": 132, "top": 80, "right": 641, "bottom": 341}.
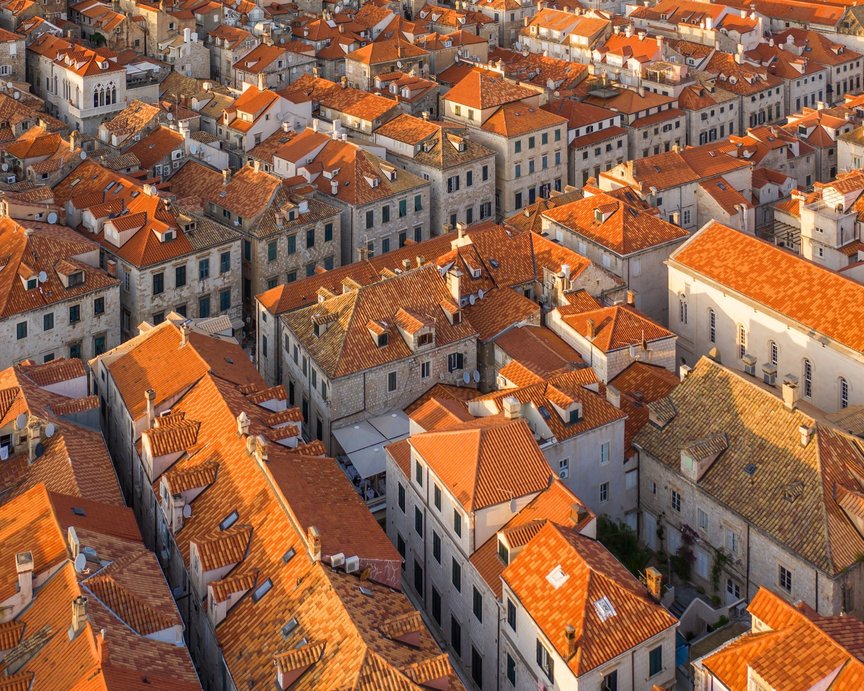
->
{"left": 417, "top": 333, "right": 433, "bottom": 347}
{"left": 569, "top": 408, "right": 581, "bottom": 424}
{"left": 25, "top": 277, "right": 37, "bottom": 290}
{"left": 67, "top": 271, "right": 84, "bottom": 287}
{"left": 594, "top": 208, "right": 603, "bottom": 222}
{"left": 377, "top": 333, "right": 389, "bottom": 347}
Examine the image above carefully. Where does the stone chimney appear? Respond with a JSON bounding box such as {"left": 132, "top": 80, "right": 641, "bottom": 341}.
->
{"left": 340, "top": 76, "right": 348, "bottom": 89}
{"left": 605, "top": 385, "right": 621, "bottom": 408}
{"left": 181, "top": 322, "right": 191, "bottom": 346}
{"left": 69, "top": 130, "right": 78, "bottom": 152}
{"left": 69, "top": 596, "right": 88, "bottom": 639}
{"left": 645, "top": 566, "right": 662, "bottom": 599}
{"left": 307, "top": 526, "right": 321, "bottom": 561}
{"left": 782, "top": 376, "right": 799, "bottom": 411}
{"left": 564, "top": 625, "right": 577, "bottom": 659}
{"left": 587, "top": 318, "right": 597, "bottom": 340}
{"left": 626, "top": 289, "right": 636, "bottom": 306}
{"left": 799, "top": 424, "right": 814, "bottom": 447}
{"left": 145, "top": 389, "right": 156, "bottom": 429}
{"left": 421, "top": 111, "right": 429, "bottom": 120}
{"left": 27, "top": 418, "right": 41, "bottom": 465}
{"left": 401, "top": 258, "right": 411, "bottom": 271}
{"left": 16, "top": 552, "right": 33, "bottom": 605}
{"left": 502, "top": 396, "right": 521, "bottom": 419}
{"left": 679, "top": 364, "right": 691, "bottom": 381}
{"left": 222, "top": 168, "right": 231, "bottom": 185}
{"left": 236, "top": 411, "right": 250, "bottom": 437}
{"left": 446, "top": 268, "right": 462, "bottom": 303}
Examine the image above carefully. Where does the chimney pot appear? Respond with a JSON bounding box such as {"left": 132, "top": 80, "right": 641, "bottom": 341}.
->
{"left": 799, "top": 424, "right": 814, "bottom": 447}
{"left": 782, "top": 376, "right": 799, "bottom": 411}
{"left": 145, "top": 388, "right": 156, "bottom": 429}
{"left": 307, "top": 526, "right": 321, "bottom": 561}
{"left": 587, "top": 318, "right": 596, "bottom": 339}
{"left": 69, "top": 596, "right": 88, "bottom": 639}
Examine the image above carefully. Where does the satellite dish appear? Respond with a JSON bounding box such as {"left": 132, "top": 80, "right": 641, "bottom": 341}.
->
{"left": 47, "top": 212, "right": 58, "bottom": 224}
{"left": 166, "top": 112, "right": 174, "bottom": 121}
{"left": 38, "top": 271, "right": 47, "bottom": 283}
{"left": 34, "top": 442, "right": 44, "bottom": 459}
{"left": 74, "top": 553, "right": 86, "bottom": 573}
{"left": 469, "top": 294, "right": 476, "bottom": 305}
{"left": 477, "top": 288, "right": 484, "bottom": 299}
{"left": 44, "top": 423, "right": 56, "bottom": 438}
{"left": 80, "top": 151, "right": 87, "bottom": 160}
{"left": 12, "top": 91, "right": 19, "bottom": 100}
{"left": 1, "top": 163, "right": 7, "bottom": 171}
{"left": 462, "top": 371, "right": 471, "bottom": 384}
{"left": 182, "top": 504, "right": 192, "bottom": 518}
{"left": 14, "top": 413, "right": 27, "bottom": 430}
{"left": 472, "top": 369, "right": 480, "bottom": 383}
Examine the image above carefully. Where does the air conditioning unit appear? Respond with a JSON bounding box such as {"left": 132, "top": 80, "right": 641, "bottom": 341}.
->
{"left": 329, "top": 552, "right": 345, "bottom": 568}
{"left": 762, "top": 363, "right": 777, "bottom": 386}
{"left": 741, "top": 353, "right": 757, "bottom": 377}
{"left": 345, "top": 555, "right": 360, "bottom": 573}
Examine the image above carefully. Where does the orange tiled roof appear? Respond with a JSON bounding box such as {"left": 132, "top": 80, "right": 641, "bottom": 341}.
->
{"left": 409, "top": 417, "right": 553, "bottom": 510}
{"left": 444, "top": 70, "right": 537, "bottom": 110}
{"left": 502, "top": 522, "right": 676, "bottom": 675}
{"left": 671, "top": 221, "right": 864, "bottom": 353}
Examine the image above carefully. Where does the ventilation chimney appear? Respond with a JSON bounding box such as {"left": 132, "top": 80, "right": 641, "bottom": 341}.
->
{"left": 401, "top": 258, "right": 411, "bottom": 271}
{"left": 145, "top": 389, "right": 156, "bottom": 429}
{"left": 626, "top": 289, "right": 636, "bottom": 306}
{"left": 679, "top": 364, "right": 691, "bottom": 381}
{"left": 799, "top": 425, "right": 814, "bottom": 447}
{"left": 69, "top": 596, "right": 88, "bottom": 639}
{"left": 587, "top": 318, "right": 596, "bottom": 340}
{"left": 222, "top": 169, "right": 231, "bottom": 185}
{"left": 782, "top": 375, "right": 799, "bottom": 411}
{"left": 605, "top": 385, "right": 621, "bottom": 408}
{"left": 447, "top": 268, "right": 462, "bottom": 303}
{"left": 181, "top": 322, "right": 191, "bottom": 346}
{"left": 16, "top": 552, "right": 33, "bottom": 605}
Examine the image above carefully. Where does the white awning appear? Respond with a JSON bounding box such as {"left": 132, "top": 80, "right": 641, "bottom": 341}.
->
{"left": 331, "top": 410, "right": 410, "bottom": 479}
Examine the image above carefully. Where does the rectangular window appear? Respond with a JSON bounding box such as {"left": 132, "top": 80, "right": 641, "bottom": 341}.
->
{"left": 415, "top": 459, "right": 423, "bottom": 486}
{"left": 287, "top": 235, "right": 297, "bottom": 254}
{"left": 507, "top": 599, "right": 516, "bottom": 630}
{"left": 268, "top": 241, "right": 277, "bottom": 262}
{"left": 506, "top": 653, "right": 516, "bottom": 686}
{"left": 515, "top": 140, "right": 522, "bottom": 153}
{"left": 482, "top": 165, "right": 489, "bottom": 181}
{"left": 432, "top": 587, "right": 441, "bottom": 624}
{"left": 414, "top": 195, "right": 422, "bottom": 211}
{"left": 649, "top": 646, "right": 662, "bottom": 677}
{"left": 602, "top": 670, "right": 618, "bottom": 691}
{"left": 387, "top": 371, "right": 397, "bottom": 392}
{"left": 366, "top": 210, "right": 374, "bottom": 228}
{"left": 175, "top": 265, "right": 186, "bottom": 287}
{"left": 671, "top": 490, "right": 681, "bottom": 512}
{"left": 152, "top": 272, "right": 164, "bottom": 295}
{"left": 599, "top": 481, "right": 609, "bottom": 503}
{"left": 16, "top": 321, "right": 27, "bottom": 340}
{"left": 453, "top": 509, "right": 462, "bottom": 537}
{"left": 198, "top": 258, "right": 210, "bottom": 280}
{"left": 413, "top": 559, "right": 424, "bottom": 598}
{"left": 94, "top": 297, "right": 104, "bottom": 315}
{"left": 447, "top": 175, "right": 460, "bottom": 193}
{"left": 324, "top": 222, "right": 333, "bottom": 242}
{"left": 399, "top": 199, "right": 407, "bottom": 218}
{"left": 472, "top": 586, "right": 483, "bottom": 622}
{"left": 466, "top": 171, "right": 473, "bottom": 187}
{"left": 451, "top": 617, "right": 462, "bottom": 657}
{"left": 398, "top": 483, "right": 405, "bottom": 512}
{"left": 219, "top": 289, "right": 231, "bottom": 312}
{"left": 414, "top": 506, "right": 423, "bottom": 536}
{"left": 198, "top": 295, "right": 211, "bottom": 318}
{"left": 536, "top": 640, "right": 554, "bottom": 682}
{"left": 433, "top": 530, "right": 441, "bottom": 562}
{"left": 600, "top": 441, "right": 610, "bottom": 465}
{"left": 779, "top": 565, "right": 792, "bottom": 592}
{"left": 434, "top": 484, "right": 441, "bottom": 510}
{"left": 43, "top": 313, "right": 54, "bottom": 331}
{"left": 448, "top": 352, "right": 464, "bottom": 372}
{"left": 451, "top": 558, "right": 461, "bottom": 592}
{"left": 471, "top": 646, "right": 483, "bottom": 689}
{"left": 69, "top": 305, "right": 80, "bottom": 323}
{"left": 725, "top": 528, "right": 739, "bottom": 555}
{"left": 421, "top": 361, "right": 431, "bottom": 379}
{"left": 698, "top": 508, "right": 708, "bottom": 530}
{"left": 220, "top": 251, "right": 230, "bottom": 273}
{"left": 397, "top": 533, "right": 406, "bottom": 565}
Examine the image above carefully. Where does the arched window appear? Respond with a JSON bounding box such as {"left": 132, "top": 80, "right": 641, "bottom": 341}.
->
{"left": 679, "top": 294, "right": 688, "bottom": 325}
{"left": 736, "top": 324, "right": 746, "bottom": 359}
{"left": 840, "top": 377, "right": 849, "bottom": 409}
{"left": 93, "top": 88, "right": 98, "bottom": 108}
{"left": 803, "top": 359, "right": 813, "bottom": 399}
{"left": 708, "top": 309, "right": 716, "bottom": 343}
{"left": 769, "top": 341, "right": 778, "bottom": 367}
{"left": 111, "top": 85, "right": 116, "bottom": 104}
